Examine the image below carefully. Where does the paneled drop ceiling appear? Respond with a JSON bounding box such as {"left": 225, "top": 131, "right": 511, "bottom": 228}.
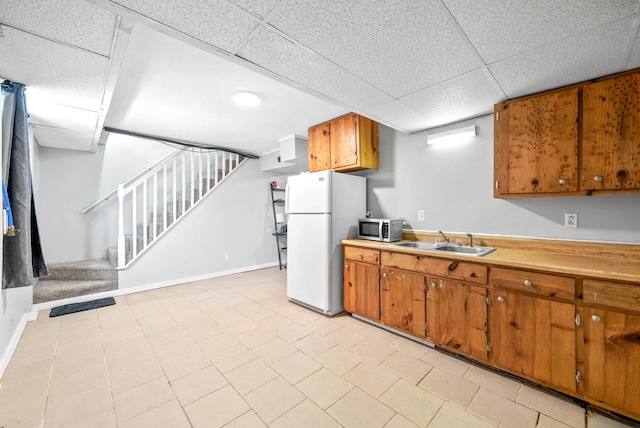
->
{"left": 1, "top": 0, "right": 639, "bottom": 155}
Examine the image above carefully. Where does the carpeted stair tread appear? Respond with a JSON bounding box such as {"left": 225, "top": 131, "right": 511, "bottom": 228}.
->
{"left": 33, "top": 280, "right": 118, "bottom": 304}
{"left": 44, "top": 259, "right": 117, "bottom": 281}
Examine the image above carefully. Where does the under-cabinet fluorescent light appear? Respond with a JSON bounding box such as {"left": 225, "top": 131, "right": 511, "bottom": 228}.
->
{"left": 427, "top": 125, "right": 477, "bottom": 145}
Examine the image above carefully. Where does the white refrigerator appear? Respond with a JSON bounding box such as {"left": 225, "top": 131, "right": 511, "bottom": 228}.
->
{"left": 285, "top": 170, "right": 366, "bottom": 315}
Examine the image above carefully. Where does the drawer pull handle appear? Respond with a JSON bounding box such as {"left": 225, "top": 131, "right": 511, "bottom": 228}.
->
{"left": 382, "top": 272, "right": 387, "bottom": 278}
{"left": 431, "top": 283, "right": 437, "bottom": 288}
{"left": 558, "top": 178, "right": 567, "bottom": 185}
{"left": 594, "top": 175, "right": 603, "bottom": 182}
{"left": 358, "top": 252, "right": 363, "bottom": 258}
{"left": 448, "top": 261, "right": 459, "bottom": 271}
{"left": 591, "top": 315, "right": 602, "bottom": 322}
{"left": 523, "top": 280, "right": 532, "bottom": 286}
{"left": 497, "top": 296, "right": 505, "bottom": 303}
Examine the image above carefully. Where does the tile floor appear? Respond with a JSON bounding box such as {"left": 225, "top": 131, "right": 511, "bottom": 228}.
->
{"left": 0, "top": 267, "right": 633, "bottom": 427}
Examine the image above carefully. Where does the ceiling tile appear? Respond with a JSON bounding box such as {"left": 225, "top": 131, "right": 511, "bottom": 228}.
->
{"left": 28, "top": 103, "right": 98, "bottom": 134}
{"left": 442, "top": 0, "right": 638, "bottom": 64}
{"left": 237, "top": 27, "right": 391, "bottom": 111}
{"left": 399, "top": 69, "right": 504, "bottom": 129}
{"left": 0, "top": 26, "right": 108, "bottom": 111}
{"left": 1, "top": 0, "right": 116, "bottom": 56}
{"left": 109, "top": 0, "right": 258, "bottom": 52}
{"left": 227, "top": 0, "right": 281, "bottom": 18}
{"left": 626, "top": 30, "right": 640, "bottom": 69}
{"left": 266, "top": 0, "right": 478, "bottom": 98}
{"left": 489, "top": 17, "right": 634, "bottom": 99}
{"left": 358, "top": 100, "right": 432, "bottom": 134}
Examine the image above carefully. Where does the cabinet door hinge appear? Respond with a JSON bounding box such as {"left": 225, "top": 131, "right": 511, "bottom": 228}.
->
{"left": 575, "top": 314, "right": 581, "bottom": 327}
{"left": 576, "top": 370, "right": 582, "bottom": 384}
{"left": 495, "top": 111, "right": 500, "bottom": 120}
{"left": 486, "top": 295, "right": 491, "bottom": 305}
{"left": 487, "top": 342, "right": 492, "bottom": 352}
{"left": 424, "top": 322, "right": 429, "bottom": 332}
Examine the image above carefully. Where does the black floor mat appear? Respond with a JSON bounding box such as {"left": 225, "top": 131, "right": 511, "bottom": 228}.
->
{"left": 49, "top": 297, "right": 116, "bottom": 317}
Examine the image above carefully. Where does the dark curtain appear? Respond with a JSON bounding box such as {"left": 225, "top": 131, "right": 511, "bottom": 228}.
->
{"left": 2, "top": 80, "right": 48, "bottom": 288}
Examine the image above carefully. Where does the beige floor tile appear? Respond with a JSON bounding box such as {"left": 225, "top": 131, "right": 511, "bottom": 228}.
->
{"left": 463, "top": 365, "right": 522, "bottom": 401}
{"left": 420, "top": 349, "right": 470, "bottom": 377}
{"left": 358, "top": 323, "right": 398, "bottom": 344}
{"left": 305, "top": 317, "right": 343, "bottom": 336}
{"left": 48, "top": 363, "right": 110, "bottom": 405}
{"left": 184, "top": 385, "right": 250, "bottom": 428}
{"left": 271, "top": 399, "right": 341, "bottom": 428}
{"left": 324, "top": 326, "right": 367, "bottom": 349}
{"left": 587, "top": 413, "right": 632, "bottom": 428}
{"left": 259, "top": 313, "right": 292, "bottom": 331}
{"left": 0, "top": 374, "right": 50, "bottom": 408}
{"left": 244, "top": 377, "right": 305, "bottom": 423}
{"left": 137, "top": 312, "right": 178, "bottom": 333}
{"left": 183, "top": 320, "right": 225, "bottom": 341}
{"left": 516, "top": 386, "right": 585, "bottom": 428}
{"left": 209, "top": 343, "right": 257, "bottom": 373}
{"left": 427, "top": 402, "right": 495, "bottom": 428}
{"left": 0, "top": 394, "right": 46, "bottom": 427}
{"left": 380, "top": 350, "right": 433, "bottom": 384}
{"left": 271, "top": 351, "right": 322, "bottom": 384}
{"left": 143, "top": 325, "right": 188, "bottom": 347}
{"left": 274, "top": 323, "right": 313, "bottom": 343}
{"left": 220, "top": 315, "right": 261, "bottom": 336}
{"left": 0, "top": 356, "right": 54, "bottom": 388}
{"left": 467, "top": 388, "right": 539, "bottom": 428}
{"left": 328, "top": 388, "right": 395, "bottom": 428}
{"left": 113, "top": 376, "right": 175, "bottom": 422}
{"left": 237, "top": 326, "right": 277, "bottom": 348}
{"left": 343, "top": 361, "right": 399, "bottom": 398}
{"left": 44, "top": 385, "right": 114, "bottom": 428}
{"left": 119, "top": 399, "right": 190, "bottom": 428}
{"left": 152, "top": 336, "right": 200, "bottom": 362}
{"left": 380, "top": 379, "right": 444, "bottom": 427}
{"left": 243, "top": 306, "right": 278, "bottom": 322}
{"left": 315, "top": 346, "right": 364, "bottom": 375}
{"left": 536, "top": 414, "right": 573, "bottom": 427}
{"left": 170, "top": 307, "right": 210, "bottom": 325}
{"left": 384, "top": 413, "right": 421, "bottom": 428}
{"left": 69, "top": 410, "right": 117, "bottom": 428}
{"left": 198, "top": 332, "right": 241, "bottom": 358}
{"left": 223, "top": 410, "right": 268, "bottom": 427}
{"left": 224, "top": 359, "right": 278, "bottom": 395}
{"left": 418, "top": 367, "right": 479, "bottom": 408}
{"left": 286, "top": 307, "right": 324, "bottom": 324}
{"left": 296, "top": 367, "right": 354, "bottom": 409}
{"left": 171, "top": 364, "right": 228, "bottom": 406}
{"left": 293, "top": 332, "right": 335, "bottom": 357}
{"left": 350, "top": 337, "right": 398, "bottom": 364}
{"left": 252, "top": 338, "right": 297, "bottom": 364}
{"left": 160, "top": 348, "right": 211, "bottom": 381}
{"left": 108, "top": 357, "right": 165, "bottom": 395}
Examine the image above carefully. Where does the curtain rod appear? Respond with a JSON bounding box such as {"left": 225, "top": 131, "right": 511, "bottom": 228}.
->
{"left": 103, "top": 126, "right": 259, "bottom": 159}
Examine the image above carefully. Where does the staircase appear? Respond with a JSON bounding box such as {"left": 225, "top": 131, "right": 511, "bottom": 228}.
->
{"left": 33, "top": 148, "right": 246, "bottom": 304}
{"left": 33, "top": 259, "right": 118, "bottom": 304}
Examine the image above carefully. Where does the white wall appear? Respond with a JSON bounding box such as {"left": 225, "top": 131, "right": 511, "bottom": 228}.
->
{"left": 119, "top": 162, "right": 287, "bottom": 288}
{"left": 37, "top": 134, "right": 175, "bottom": 263}
{"left": 357, "top": 114, "right": 640, "bottom": 244}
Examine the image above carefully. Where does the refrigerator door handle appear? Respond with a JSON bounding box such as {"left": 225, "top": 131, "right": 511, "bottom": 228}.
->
{"left": 379, "top": 220, "right": 383, "bottom": 239}
{"left": 284, "top": 181, "right": 290, "bottom": 214}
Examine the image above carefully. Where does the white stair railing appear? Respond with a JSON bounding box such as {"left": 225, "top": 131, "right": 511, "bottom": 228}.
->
{"left": 81, "top": 149, "right": 244, "bottom": 269}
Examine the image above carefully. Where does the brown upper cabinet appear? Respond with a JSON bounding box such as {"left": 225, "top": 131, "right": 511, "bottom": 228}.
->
{"left": 308, "top": 113, "right": 379, "bottom": 172}
{"left": 494, "top": 68, "right": 640, "bottom": 198}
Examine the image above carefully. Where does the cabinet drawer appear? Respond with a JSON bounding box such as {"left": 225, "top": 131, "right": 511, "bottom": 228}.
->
{"left": 381, "top": 252, "right": 487, "bottom": 284}
{"left": 491, "top": 267, "right": 575, "bottom": 301}
{"left": 345, "top": 247, "right": 380, "bottom": 264}
{"left": 583, "top": 279, "right": 640, "bottom": 314}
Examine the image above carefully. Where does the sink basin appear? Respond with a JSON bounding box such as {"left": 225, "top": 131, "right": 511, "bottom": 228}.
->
{"left": 389, "top": 241, "right": 496, "bottom": 257}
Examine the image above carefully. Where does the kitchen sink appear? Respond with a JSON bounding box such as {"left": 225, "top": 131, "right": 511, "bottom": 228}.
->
{"left": 389, "top": 241, "right": 496, "bottom": 257}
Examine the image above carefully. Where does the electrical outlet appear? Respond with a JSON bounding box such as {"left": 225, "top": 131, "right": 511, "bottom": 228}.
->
{"left": 224, "top": 253, "right": 230, "bottom": 261}
{"left": 565, "top": 213, "right": 578, "bottom": 228}
{"left": 417, "top": 210, "right": 425, "bottom": 222}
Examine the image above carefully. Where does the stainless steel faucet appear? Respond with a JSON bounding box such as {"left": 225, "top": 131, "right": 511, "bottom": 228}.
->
{"left": 438, "top": 230, "right": 449, "bottom": 243}
{"left": 466, "top": 233, "right": 473, "bottom": 247}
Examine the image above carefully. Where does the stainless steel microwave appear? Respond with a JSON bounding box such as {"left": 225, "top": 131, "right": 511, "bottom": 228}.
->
{"left": 357, "top": 218, "right": 403, "bottom": 242}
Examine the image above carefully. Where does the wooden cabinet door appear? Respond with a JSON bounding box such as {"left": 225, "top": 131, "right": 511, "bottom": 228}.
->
{"left": 344, "top": 261, "right": 379, "bottom": 320}
{"left": 488, "top": 290, "right": 577, "bottom": 392}
{"left": 330, "top": 113, "right": 358, "bottom": 170}
{"left": 308, "top": 123, "right": 331, "bottom": 172}
{"left": 494, "top": 89, "right": 579, "bottom": 196}
{"left": 582, "top": 73, "right": 640, "bottom": 191}
{"left": 582, "top": 307, "right": 640, "bottom": 417}
{"left": 426, "top": 279, "right": 488, "bottom": 361}
{"left": 380, "top": 268, "right": 426, "bottom": 337}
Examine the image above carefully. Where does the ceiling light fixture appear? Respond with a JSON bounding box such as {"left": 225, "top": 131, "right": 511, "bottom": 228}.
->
{"left": 233, "top": 91, "right": 261, "bottom": 107}
{"left": 427, "top": 125, "right": 477, "bottom": 145}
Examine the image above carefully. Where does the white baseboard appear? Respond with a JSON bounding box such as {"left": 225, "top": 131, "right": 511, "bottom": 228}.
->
{"left": 0, "top": 308, "right": 38, "bottom": 380}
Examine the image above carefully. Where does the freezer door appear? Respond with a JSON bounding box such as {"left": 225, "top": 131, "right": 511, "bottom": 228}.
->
{"left": 286, "top": 213, "right": 331, "bottom": 313}
{"left": 286, "top": 171, "right": 331, "bottom": 214}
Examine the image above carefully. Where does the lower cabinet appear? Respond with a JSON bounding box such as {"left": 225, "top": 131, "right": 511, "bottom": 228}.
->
{"left": 581, "top": 307, "right": 640, "bottom": 416}
{"left": 379, "top": 268, "right": 426, "bottom": 337}
{"left": 488, "top": 289, "right": 577, "bottom": 392}
{"left": 427, "top": 278, "right": 488, "bottom": 362}
{"left": 343, "top": 260, "right": 380, "bottom": 321}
